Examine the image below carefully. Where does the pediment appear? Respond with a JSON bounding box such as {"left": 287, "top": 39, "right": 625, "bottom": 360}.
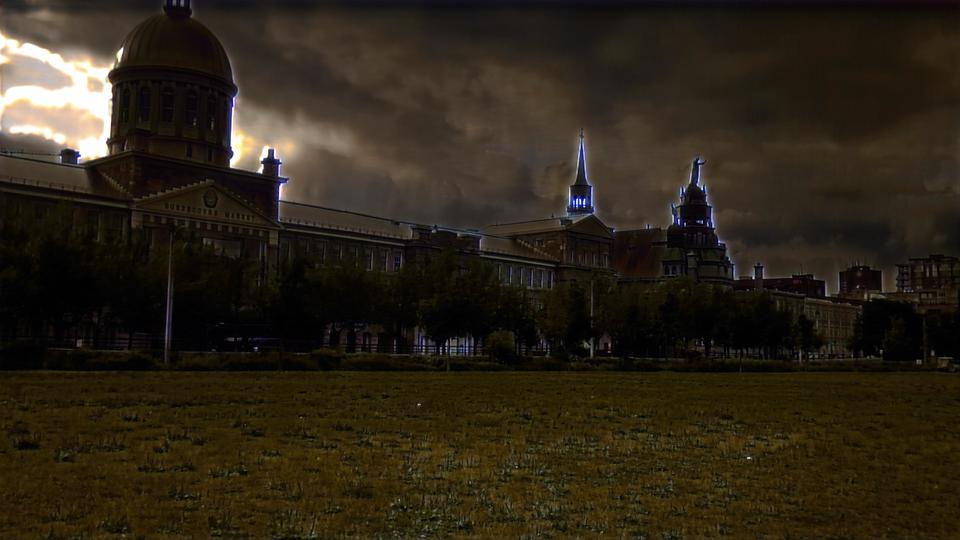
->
{"left": 133, "top": 180, "right": 279, "bottom": 229}
{"left": 567, "top": 214, "right": 614, "bottom": 239}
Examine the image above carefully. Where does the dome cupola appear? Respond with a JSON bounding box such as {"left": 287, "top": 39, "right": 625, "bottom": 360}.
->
{"left": 107, "top": 0, "right": 237, "bottom": 167}
{"left": 671, "top": 156, "right": 714, "bottom": 229}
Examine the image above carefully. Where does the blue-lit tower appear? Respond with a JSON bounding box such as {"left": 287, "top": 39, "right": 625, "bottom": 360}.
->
{"left": 662, "top": 156, "right": 735, "bottom": 284}
{"left": 567, "top": 129, "right": 594, "bottom": 216}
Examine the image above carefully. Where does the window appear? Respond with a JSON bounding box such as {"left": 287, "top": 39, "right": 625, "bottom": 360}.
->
{"left": 185, "top": 90, "right": 198, "bottom": 127}
{"left": 496, "top": 264, "right": 502, "bottom": 280}
{"left": 507, "top": 266, "right": 513, "bottom": 283}
{"left": 535, "top": 269, "right": 543, "bottom": 289}
{"left": 393, "top": 252, "right": 402, "bottom": 272}
{"left": 120, "top": 88, "right": 130, "bottom": 123}
{"left": 161, "top": 88, "right": 175, "bottom": 122}
{"left": 366, "top": 250, "right": 374, "bottom": 271}
{"left": 138, "top": 86, "right": 150, "bottom": 121}
{"left": 207, "top": 96, "right": 216, "bottom": 131}
{"left": 527, "top": 268, "right": 533, "bottom": 287}
{"left": 380, "top": 251, "right": 388, "bottom": 272}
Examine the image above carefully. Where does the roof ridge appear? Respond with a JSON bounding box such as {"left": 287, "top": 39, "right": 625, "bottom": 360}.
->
{"left": 485, "top": 216, "right": 557, "bottom": 228}
{"left": 279, "top": 199, "right": 411, "bottom": 226}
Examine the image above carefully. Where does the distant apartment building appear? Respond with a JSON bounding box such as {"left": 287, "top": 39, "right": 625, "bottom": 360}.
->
{"left": 894, "top": 254, "right": 959, "bottom": 311}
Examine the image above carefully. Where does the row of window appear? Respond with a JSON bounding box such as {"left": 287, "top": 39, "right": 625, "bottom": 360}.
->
{"left": 286, "top": 237, "right": 403, "bottom": 273}
{"left": 566, "top": 249, "right": 609, "bottom": 268}
{"left": 495, "top": 263, "right": 554, "bottom": 289}
{"left": 116, "top": 84, "right": 227, "bottom": 134}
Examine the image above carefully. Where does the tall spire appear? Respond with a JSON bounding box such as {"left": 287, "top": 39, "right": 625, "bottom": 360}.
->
{"left": 567, "top": 128, "right": 594, "bottom": 216}
{"left": 574, "top": 128, "right": 589, "bottom": 186}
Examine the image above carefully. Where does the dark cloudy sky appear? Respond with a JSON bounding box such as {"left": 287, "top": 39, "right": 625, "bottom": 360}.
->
{"left": 2, "top": 0, "right": 958, "bottom": 291}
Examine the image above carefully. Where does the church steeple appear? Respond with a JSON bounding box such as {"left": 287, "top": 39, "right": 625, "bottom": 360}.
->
{"left": 567, "top": 128, "right": 594, "bottom": 216}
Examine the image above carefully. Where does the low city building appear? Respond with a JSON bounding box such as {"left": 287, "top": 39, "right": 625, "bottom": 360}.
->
{"left": 838, "top": 264, "right": 883, "bottom": 301}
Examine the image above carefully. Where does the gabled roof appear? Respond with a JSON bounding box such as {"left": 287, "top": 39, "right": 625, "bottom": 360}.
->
{"left": 0, "top": 154, "right": 129, "bottom": 200}
{"left": 483, "top": 213, "right": 613, "bottom": 239}
{"left": 481, "top": 235, "right": 558, "bottom": 264}
{"left": 135, "top": 179, "right": 281, "bottom": 229}
{"left": 278, "top": 200, "right": 413, "bottom": 240}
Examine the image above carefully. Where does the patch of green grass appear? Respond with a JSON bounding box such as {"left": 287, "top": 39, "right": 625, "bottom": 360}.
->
{"left": 0, "top": 372, "right": 958, "bottom": 537}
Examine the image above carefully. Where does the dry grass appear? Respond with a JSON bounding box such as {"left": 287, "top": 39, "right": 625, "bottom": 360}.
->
{"left": 1, "top": 372, "right": 958, "bottom": 538}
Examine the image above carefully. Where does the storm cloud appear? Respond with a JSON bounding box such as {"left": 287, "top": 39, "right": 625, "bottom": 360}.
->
{"left": 2, "top": 0, "right": 958, "bottom": 292}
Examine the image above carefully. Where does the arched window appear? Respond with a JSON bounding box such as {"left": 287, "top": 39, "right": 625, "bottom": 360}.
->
{"left": 138, "top": 86, "right": 151, "bottom": 122}
{"left": 185, "top": 90, "right": 198, "bottom": 127}
{"left": 207, "top": 96, "right": 216, "bottom": 131}
{"left": 120, "top": 88, "right": 130, "bottom": 123}
{"left": 161, "top": 88, "right": 175, "bottom": 122}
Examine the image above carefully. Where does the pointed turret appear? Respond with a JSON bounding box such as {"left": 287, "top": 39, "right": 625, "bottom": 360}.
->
{"left": 567, "top": 128, "right": 594, "bottom": 216}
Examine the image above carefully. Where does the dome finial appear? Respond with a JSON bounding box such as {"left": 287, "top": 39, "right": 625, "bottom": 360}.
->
{"left": 163, "top": 0, "right": 192, "bottom": 17}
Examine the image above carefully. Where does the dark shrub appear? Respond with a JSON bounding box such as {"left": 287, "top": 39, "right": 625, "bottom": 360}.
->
{"left": 517, "top": 357, "right": 569, "bottom": 371}
{"left": 485, "top": 331, "right": 517, "bottom": 364}
{"left": 310, "top": 348, "right": 345, "bottom": 370}
{"left": 341, "top": 354, "right": 433, "bottom": 371}
{"left": 44, "top": 348, "right": 94, "bottom": 370}
{"left": 0, "top": 340, "right": 46, "bottom": 370}
{"left": 174, "top": 352, "right": 225, "bottom": 371}
{"left": 86, "top": 351, "right": 157, "bottom": 371}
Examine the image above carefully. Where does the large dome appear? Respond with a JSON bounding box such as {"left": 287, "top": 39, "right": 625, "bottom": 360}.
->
{"left": 111, "top": 4, "right": 234, "bottom": 90}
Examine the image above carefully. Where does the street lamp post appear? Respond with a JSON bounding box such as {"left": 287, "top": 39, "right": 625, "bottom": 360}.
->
{"left": 163, "top": 229, "right": 175, "bottom": 366}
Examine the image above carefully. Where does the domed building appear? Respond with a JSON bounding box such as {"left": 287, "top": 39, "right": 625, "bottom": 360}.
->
{"left": 108, "top": 0, "right": 236, "bottom": 167}
{"left": 0, "top": 1, "right": 867, "bottom": 356}
{"left": 0, "top": 0, "right": 573, "bottom": 352}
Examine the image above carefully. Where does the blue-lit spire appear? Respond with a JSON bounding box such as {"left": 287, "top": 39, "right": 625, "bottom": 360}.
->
{"left": 574, "top": 128, "right": 589, "bottom": 186}
{"left": 567, "top": 128, "right": 594, "bottom": 216}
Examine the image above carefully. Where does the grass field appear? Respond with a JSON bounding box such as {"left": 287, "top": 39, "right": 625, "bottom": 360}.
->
{"left": 1, "top": 372, "right": 958, "bottom": 538}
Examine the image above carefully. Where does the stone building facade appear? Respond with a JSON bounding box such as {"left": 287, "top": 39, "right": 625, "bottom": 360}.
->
{"left": 0, "top": 0, "right": 865, "bottom": 356}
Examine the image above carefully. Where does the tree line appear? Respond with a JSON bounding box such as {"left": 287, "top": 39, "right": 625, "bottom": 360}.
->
{"left": 2, "top": 197, "right": 955, "bottom": 361}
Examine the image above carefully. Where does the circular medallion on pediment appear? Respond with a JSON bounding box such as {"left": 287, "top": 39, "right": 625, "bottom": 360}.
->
{"left": 203, "top": 189, "right": 219, "bottom": 208}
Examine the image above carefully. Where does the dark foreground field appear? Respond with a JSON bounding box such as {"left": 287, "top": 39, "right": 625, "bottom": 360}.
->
{"left": 1, "top": 373, "right": 958, "bottom": 538}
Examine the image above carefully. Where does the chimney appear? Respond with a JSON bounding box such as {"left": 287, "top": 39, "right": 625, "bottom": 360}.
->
{"left": 754, "top": 263, "right": 765, "bottom": 290}
{"left": 261, "top": 148, "right": 281, "bottom": 178}
{"left": 59, "top": 148, "right": 80, "bottom": 165}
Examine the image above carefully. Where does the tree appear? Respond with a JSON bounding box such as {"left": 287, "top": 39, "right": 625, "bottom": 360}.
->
{"left": 883, "top": 316, "right": 917, "bottom": 361}
{"left": 538, "top": 281, "right": 591, "bottom": 358}
{"left": 796, "top": 313, "right": 824, "bottom": 360}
